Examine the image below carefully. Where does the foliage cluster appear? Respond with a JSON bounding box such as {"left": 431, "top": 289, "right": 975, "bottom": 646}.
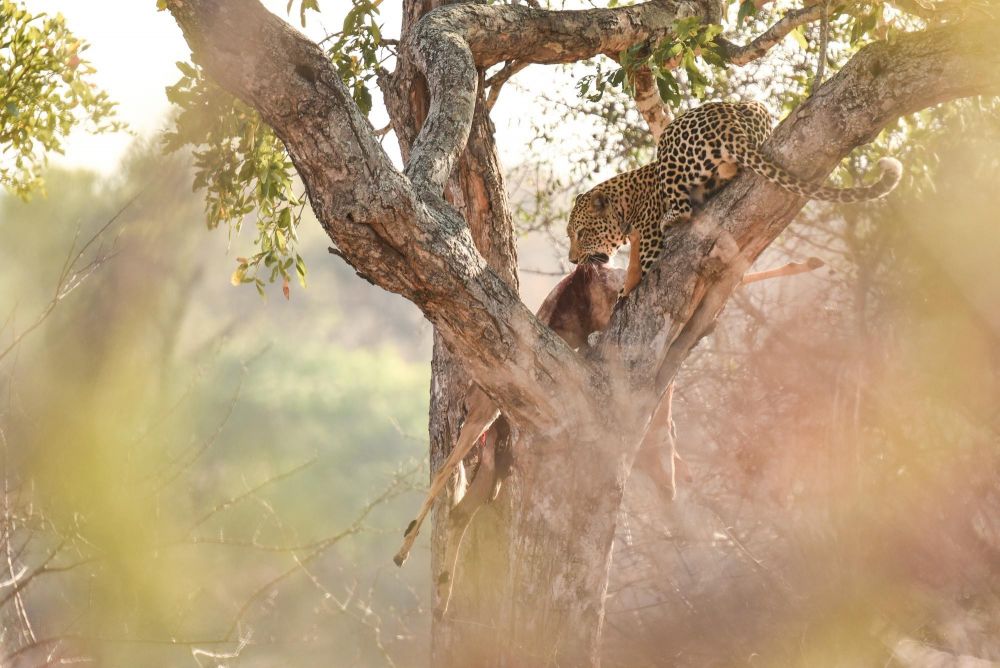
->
{"left": 578, "top": 1, "right": 915, "bottom": 110}
{"left": 157, "top": 0, "right": 390, "bottom": 297}
{"left": 163, "top": 62, "right": 308, "bottom": 297}
{"left": 0, "top": 0, "right": 124, "bottom": 198}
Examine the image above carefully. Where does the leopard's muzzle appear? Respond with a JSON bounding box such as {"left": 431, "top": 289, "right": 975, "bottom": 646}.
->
{"left": 584, "top": 253, "right": 610, "bottom": 265}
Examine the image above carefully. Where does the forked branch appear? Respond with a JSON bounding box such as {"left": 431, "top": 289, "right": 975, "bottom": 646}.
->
{"left": 717, "top": 1, "right": 850, "bottom": 66}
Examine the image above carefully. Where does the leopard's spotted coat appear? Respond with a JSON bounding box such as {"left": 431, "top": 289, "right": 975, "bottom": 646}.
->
{"left": 566, "top": 101, "right": 902, "bottom": 295}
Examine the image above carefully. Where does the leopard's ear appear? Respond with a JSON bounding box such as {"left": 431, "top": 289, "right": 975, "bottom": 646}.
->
{"left": 591, "top": 192, "right": 609, "bottom": 214}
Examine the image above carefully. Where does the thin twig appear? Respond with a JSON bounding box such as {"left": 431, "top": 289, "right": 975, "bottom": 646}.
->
{"left": 485, "top": 60, "right": 528, "bottom": 110}
{"left": 189, "top": 457, "right": 318, "bottom": 531}
{"left": 221, "top": 465, "right": 419, "bottom": 639}
{"left": 813, "top": 0, "right": 831, "bottom": 93}
{"left": 0, "top": 192, "right": 140, "bottom": 365}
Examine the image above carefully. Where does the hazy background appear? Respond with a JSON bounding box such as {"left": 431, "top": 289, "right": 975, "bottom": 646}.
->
{"left": 2, "top": 2, "right": 999, "bottom": 667}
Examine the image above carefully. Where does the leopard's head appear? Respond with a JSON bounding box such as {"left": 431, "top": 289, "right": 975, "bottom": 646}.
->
{"left": 566, "top": 188, "right": 626, "bottom": 266}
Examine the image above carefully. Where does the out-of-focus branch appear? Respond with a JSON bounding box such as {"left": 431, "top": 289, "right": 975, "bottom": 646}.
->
{"left": 188, "top": 457, "right": 318, "bottom": 531}
{"left": 222, "top": 466, "right": 419, "bottom": 639}
{"left": 741, "top": 257, "right": 825, "bottom": 284}
{"left": 0, "top": 193, "right": 136, "bottom": 365}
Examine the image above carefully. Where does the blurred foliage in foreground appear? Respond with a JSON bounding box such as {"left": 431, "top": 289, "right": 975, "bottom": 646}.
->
{"left": 0, "top": 143, "right": 433, "bottom": 667}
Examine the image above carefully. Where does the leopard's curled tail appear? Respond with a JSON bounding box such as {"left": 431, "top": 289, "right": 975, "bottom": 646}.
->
{"left": 736, "top": 145, "right": 903, "bottom": 203}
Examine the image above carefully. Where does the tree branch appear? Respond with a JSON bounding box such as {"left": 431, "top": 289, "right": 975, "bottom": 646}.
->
{"left": 485, "top": 60, "right": 528, "bottom": 111}
{"left": 163, "top": 0, "right": 1000, "bottom": 449}
{"left": 717, "top": 1, "right": 844, "bottom": 66}
{"left": 741, "top": 257, "right": 824, "bottom": 284}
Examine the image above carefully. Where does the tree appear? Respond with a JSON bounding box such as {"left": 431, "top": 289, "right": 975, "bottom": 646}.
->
{"left": 156, "top": 0, "right": 1000, "bottom": 665}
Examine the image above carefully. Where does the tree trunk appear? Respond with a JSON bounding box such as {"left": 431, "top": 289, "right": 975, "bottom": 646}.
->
{"left": 381, "top": 3, "right": 524, "bottom": 662}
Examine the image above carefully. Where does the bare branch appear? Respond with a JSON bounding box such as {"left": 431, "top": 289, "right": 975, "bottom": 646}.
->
{"left": 0, "top": 193, "right": 137, "bottom": 365}
{"left": 717, "top": 2, "right": 842, "bottom": 66}
{"left": 221, "top": 467, "right": 418, "bottom": 640}
{"left": 485, "top": 60, "right": 528, "bottom": 111}
{"left": 741, "top": 257, "right": 825, "bottom": 284}
{"left": 188, "top": 457, "right": 318, "bottom": 531}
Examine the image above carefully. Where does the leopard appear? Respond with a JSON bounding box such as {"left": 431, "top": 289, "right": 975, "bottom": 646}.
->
{"left": 566, "top": 101, "right": 903, "bottom": 296}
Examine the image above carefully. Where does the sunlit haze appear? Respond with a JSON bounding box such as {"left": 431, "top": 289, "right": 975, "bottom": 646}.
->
{"left": 28, "top": 0, "right": 543, "bottom": 175}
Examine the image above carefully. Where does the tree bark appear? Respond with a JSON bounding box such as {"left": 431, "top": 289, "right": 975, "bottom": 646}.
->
{"left": 162, "top": 0, "right": 1000, "bottom": 663}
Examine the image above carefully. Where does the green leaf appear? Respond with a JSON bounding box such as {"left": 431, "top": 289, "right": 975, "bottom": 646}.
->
{"left": 300, "top": 0, "right": 320, "bottom": 26}
{"left": 354, "top": 83, "right": 372, "bottom": 115}
{"left": 655, "top": 73, "right": 681, "bottom": 105}
{"left": 790, "top": 25, "right": 809, "bottom": 50}
{"left": 737, "top": 0, "right": 757, "bottom": 25}
{"left": 295, "top": 254, "right": 307, "bottom": 287}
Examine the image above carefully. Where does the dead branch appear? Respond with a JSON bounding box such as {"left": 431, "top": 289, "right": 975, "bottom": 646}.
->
{"left": 485, "top": 60, "right": 528, "bottom": 110}
{"left": 0, "top": 193, "right": 138, "bottom": 365}
{"left": 741, "top": 257, "right": 825, "bottom": 284}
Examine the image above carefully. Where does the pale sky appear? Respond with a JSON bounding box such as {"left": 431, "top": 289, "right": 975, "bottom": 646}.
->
{"left": 26, "top": 0, "right": 552, "bottom": 175}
